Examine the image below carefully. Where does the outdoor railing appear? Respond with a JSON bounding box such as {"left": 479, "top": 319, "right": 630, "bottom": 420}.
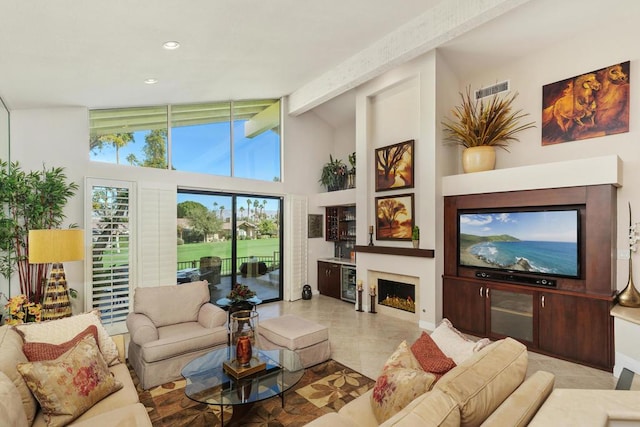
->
{"left": 177, "top": 252, "right": 280, "bottom": 276}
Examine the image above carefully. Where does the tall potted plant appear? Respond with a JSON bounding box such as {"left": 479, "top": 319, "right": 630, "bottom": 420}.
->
{"left": 442, "top": 87, "right": 535, "bottom": 173}
{"left": 0, "top": 160, "right": 79, "bottom": 304}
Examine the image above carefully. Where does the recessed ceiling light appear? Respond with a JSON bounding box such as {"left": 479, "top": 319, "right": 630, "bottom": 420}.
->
{"left": 144, "top": 78, "right": 158, "bottom": 85}
{"left": 163, "top": 41, "right": 180, "bottom": 50}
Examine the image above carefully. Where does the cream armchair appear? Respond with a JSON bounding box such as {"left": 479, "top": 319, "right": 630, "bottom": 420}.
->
{"left": 126, "top": 281, "right": 228, "bottom": 389}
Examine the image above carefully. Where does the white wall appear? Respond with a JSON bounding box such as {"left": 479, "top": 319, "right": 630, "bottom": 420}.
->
{"left": 353, "top": 52, "right": 442, "bottom": 330}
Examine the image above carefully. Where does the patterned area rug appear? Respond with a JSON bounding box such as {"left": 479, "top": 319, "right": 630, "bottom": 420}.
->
{"left": 129, "top": 359, "right": 375, "bottom": 426}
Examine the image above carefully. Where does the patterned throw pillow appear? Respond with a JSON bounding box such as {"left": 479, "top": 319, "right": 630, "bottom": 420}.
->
{"left": 17, "top": 335, "right": 122, "bottom": 427}
{"left": 410, "top": 332, "right": 456, "bottom": 380}
{"left": 14, "top": 310, "right": 120, "bottom": 366}
{"left": 381, "top": 340, "right": 422, "bottom": 372}
{"left": 370, "top": 367, "right": 436, "bottom": 424}
{"left": 430, "top": 318, "right": 491, "bottom": 365}
{"left": 22, "top": 325, "right": 99, "bottom": 361}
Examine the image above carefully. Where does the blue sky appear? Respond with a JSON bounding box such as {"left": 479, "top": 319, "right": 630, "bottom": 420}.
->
{"left": 91, "top": 120, "right": 280, "bottom": 182}
{"left": 460, "top": 210, "right": 578, "bottom": 242}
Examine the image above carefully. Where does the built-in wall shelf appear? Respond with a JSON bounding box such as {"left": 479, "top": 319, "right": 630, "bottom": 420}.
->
{"left": 442, "top": 155, "right": 622, "bottom": 196}
{"left": 313, "top": 188, "right": 356, "bottom": 207}
{"left": 355, "top": 245, "right": 434, "bottom": 258}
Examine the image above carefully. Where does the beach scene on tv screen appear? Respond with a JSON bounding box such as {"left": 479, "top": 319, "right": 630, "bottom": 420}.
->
{"left": 459, "top": 210, "right": 578, "bottom": 277}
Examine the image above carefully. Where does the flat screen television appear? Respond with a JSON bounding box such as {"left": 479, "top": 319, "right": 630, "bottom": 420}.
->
{"left": 458, "top": 207, "right": 581, "bottom": 280}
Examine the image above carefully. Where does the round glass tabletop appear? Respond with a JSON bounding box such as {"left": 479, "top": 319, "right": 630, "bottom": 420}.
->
{"left": 182, "top": 346, "right": 304, "bottom": 408}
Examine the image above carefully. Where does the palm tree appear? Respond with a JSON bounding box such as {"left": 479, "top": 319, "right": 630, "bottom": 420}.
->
{"left": 246, "top": 199, "right": 252, "bottom": 220}
{"left": 91, "top": 132, "right": 134, "bottom": 165}
{"left": 219, "top": 205, "right": 225, "bottom": 219}
{"left": 253, "top": 200, "right": 260, "bottom": 221}
{"left": 239, "top": 206, "right": 245, "bottom": 219}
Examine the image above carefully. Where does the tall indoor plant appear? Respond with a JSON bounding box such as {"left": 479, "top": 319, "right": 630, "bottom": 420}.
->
{"left": 442, "top": 87, "right": 535, "bottom": 173}
{"left": 0, "top": 160, "right": 79, "bottom": 304}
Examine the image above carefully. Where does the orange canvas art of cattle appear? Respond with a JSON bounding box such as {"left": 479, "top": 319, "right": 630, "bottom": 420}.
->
{"left": 542, "top": 61, "right": 629, "bottom": 145}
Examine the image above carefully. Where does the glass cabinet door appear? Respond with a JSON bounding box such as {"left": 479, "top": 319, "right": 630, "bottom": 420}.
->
{"left": 341, "top": 266, "right": 356, "bottom": 303}
{"left": 488, "top": 288, "right": 533, "bottom": 342}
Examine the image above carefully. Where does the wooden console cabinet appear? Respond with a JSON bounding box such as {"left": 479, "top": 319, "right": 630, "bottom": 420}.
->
{"left": 443, "top": 185, "right": 616, "bottom": 371}
{"left": 318, "top": 261, "right": 341, "bottom": 299}
{"left": 443, "top": 276, "right": 614, "bottom": 370}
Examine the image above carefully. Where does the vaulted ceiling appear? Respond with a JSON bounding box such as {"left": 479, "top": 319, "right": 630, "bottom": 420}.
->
{"left": 0, "top": 0, "right": 630, "bottom": 122}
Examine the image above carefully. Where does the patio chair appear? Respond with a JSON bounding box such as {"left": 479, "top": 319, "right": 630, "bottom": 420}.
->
{"left": 199, "top": 256, "right": 221, "bottom": 285}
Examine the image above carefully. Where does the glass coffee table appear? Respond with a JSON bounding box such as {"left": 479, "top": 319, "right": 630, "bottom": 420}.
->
{"left": 182, "top": 346, "right": 304, "bottom": 426}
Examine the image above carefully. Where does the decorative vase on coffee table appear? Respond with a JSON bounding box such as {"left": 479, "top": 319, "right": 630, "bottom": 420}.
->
{"left": 462, "top": 146, "right": 496, "bottom": 173}
{"left": 236, "top": 335, "right": 252, "bottom": 366}
{"left": 230, "top": 309, "right": 259, "bottom": 348}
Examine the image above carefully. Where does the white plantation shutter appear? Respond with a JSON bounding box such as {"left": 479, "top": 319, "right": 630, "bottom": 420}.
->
{"left": 285, "top": 195, "right": 308, "bottom": 301}
{"left": 138, "top": 187, "right": 177, "bottom": 286}
{"left": 85, "top": 179, "right": 136, "bottom": 334}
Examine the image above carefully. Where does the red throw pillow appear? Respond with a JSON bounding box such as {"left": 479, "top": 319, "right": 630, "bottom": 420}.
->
{"left": 22, "top": 324, "right": 100, "bottom": 361}
{"left": 410, "top": 331, "right": 456, "bottom": 380}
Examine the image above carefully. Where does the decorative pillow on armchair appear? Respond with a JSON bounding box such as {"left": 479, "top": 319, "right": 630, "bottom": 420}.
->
{"left": 410, "top": 331, "right": 456, "bottom": 380}
{"left": 17, "top": 335, "right": 122, "bottom": 427}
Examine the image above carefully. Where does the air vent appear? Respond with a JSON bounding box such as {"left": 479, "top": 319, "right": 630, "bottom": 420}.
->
{"left": 475, "top": 81, "right": 510, "bottom": 100}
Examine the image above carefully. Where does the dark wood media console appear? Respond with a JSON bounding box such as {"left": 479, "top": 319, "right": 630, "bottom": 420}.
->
{"left": 443, "top": 185, "right": 616, "bottom": 371}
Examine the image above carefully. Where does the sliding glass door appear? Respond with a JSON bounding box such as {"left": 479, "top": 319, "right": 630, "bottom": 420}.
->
{"left": 177, "top": 190, "right": 282, "bottom": 303}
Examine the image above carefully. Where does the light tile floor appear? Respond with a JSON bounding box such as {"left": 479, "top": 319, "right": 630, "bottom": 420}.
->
{"left": 256, "top": 295, "right": 639, "bottom": 390}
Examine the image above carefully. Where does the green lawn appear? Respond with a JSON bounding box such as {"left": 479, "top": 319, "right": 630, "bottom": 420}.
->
{"left": 177, "top": 238, "right": 280, "bottom": 263}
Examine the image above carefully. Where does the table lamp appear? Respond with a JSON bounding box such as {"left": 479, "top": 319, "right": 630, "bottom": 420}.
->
{"left": 28, "top": 229, "right": 84, "bottom": 320}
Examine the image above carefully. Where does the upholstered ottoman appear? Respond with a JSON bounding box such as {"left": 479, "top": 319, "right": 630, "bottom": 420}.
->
{"left": 258, "top": 314, "right": 330, "bottom": 367}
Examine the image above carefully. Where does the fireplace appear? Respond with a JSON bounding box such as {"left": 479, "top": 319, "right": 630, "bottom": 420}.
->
{"left": 367, "top": 270, "right": 419, "bottom": 322}
{"left": 378, "top": 278, "right": 415, "bottom": 313}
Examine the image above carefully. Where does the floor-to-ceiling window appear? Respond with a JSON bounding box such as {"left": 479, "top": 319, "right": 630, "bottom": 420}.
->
{"left": 177, "top": 190, "right": 282, "bottom": 302}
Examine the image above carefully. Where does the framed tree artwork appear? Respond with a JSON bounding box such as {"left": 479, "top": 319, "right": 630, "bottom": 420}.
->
{"left": 375, "top": 193, "right": 414, "bottom": 241}
{"left": 375, "top": 139, "right": 414, "bottom": 192}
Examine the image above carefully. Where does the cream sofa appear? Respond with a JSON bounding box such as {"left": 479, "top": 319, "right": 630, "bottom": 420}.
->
{"left": 529, "top": 389, "right": 640, "bottom": 426}
{"left": 126, "top": 281, "right": 228, "bottom": 389}
{"left": 305, "top": 337, "right": 555, "bottom": 427}
{"left": 0, "top": 319, "right": 151, "bottom": 427}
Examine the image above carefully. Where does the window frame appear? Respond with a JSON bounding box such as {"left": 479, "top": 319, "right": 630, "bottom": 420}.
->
{"left": 89, "top": 99, "right": 282, "bottom": 181}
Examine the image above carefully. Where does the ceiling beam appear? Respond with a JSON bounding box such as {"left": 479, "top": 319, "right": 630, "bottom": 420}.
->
{"left": 287, "top": 0, "right": 532, "bottom": 116}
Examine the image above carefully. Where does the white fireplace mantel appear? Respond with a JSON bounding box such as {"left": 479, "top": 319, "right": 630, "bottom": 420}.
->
{"left": 442, "top": 155, "right": 622, "bottom": 196}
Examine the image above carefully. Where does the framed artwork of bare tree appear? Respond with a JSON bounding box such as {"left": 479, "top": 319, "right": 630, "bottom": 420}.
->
{"left": 375, "top": 193, "right": 414, "bottom": 241}
{"left": 375, "top": 139, "right": 414, "bottom": 192}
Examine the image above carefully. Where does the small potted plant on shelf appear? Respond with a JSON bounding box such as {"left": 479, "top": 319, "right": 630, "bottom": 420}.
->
{"left": 319, "top": 155, "right": 347, "bottom": 192}
{"left": 412, "top": 226, "right": 420, "bottom": 248}
{"left": 347, "top": 152, "right": 356, "bottom": 188}
{"left": 441, "top": 86, "right": 535, "bottom": 173}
